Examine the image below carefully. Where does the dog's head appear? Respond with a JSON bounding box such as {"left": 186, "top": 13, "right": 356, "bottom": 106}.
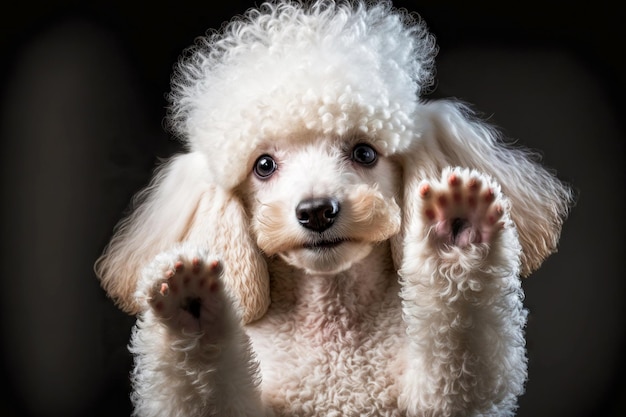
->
{"left": 95, "top": 1, "right": 573, "bottom": 323}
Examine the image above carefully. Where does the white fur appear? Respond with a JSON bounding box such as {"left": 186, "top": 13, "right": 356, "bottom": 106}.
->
{"left": 95, "top": 1, "right": 573, "bottom": 416}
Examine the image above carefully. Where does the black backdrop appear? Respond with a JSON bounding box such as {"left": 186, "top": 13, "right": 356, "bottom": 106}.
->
{"left": 1, "top": 1, "right": 624, "bottom": 416}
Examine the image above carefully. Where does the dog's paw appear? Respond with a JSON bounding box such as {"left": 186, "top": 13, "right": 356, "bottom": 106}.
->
{"left": 418, "top": 168, "right": 507, "bottom": 248}
{"left": 141, "top": 249, "right": 226, "bottom": 336}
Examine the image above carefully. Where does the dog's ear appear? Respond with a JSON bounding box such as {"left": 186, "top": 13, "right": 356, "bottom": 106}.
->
{"left": 94, "top": 152, "right": 270, "bottom": 323}
{"left": 397, "top": 99, "right": 574, "bottom": 276}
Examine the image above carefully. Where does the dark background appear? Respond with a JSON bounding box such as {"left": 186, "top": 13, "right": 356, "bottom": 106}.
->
{"left": 1, "top": 1, "right": 624, "bottom": 416}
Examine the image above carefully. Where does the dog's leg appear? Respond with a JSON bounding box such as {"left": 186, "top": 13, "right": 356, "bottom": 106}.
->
{"left": 399, "top": 167, "right": 527, "bottom": 417}
{"left": 129, "top": 245, "right": 266, "bottom": 417}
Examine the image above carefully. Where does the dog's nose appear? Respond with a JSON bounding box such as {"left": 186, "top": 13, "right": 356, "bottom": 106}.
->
{"left": 296, "top": 197, "right": 340, "bottom": 232}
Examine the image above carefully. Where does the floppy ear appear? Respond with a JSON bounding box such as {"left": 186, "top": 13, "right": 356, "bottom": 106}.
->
{"left": 94, "top": 151, "right": 270, "bottom": 323}
{"left": 397, "top": 99, "right": 574, "bottom": 276}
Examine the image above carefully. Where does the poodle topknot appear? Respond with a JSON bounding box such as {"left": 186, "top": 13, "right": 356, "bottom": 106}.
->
{"left": 95, "top": 1, "right": 574, "bottom": 416}
{"left": 167, "top": 0, "right": 437, "bottom": 189}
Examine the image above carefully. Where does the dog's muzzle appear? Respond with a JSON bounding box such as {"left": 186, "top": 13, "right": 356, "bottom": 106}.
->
{"left": 296, "top": 197, "right": 340, "bottom": 233}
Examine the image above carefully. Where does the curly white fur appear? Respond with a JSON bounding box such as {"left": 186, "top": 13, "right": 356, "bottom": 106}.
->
{"left": 95, "top": 1, "right": 573, "bottom": 416}
{"left": 167, "top": 0, "right": 436, "bottom": 189}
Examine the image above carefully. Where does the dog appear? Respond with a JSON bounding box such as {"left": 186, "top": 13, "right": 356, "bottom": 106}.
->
{"left": 95, "top": 1, "right": 574, "bottom": 416}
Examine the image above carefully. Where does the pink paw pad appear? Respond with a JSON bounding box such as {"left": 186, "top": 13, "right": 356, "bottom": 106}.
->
{"left": 419, "top": 168, "right": 506, "bottom": 247}
{"left": 149, "top": 256, "right": 223, "bottom": 334}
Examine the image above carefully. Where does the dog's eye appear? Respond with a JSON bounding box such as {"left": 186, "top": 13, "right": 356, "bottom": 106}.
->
{"left": 253, "top": 154, "right": 277, "bottom": 179}
{"left": 352, "top": 143, "right": 377, "bottom": 166}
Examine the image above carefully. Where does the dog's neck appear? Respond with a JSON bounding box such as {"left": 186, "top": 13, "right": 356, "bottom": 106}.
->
{"left": 266, "top": 242, "right": 397, "bottom": 324}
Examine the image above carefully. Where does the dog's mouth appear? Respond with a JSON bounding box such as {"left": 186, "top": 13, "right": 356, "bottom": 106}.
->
{"left": 302, "top": 238, "right": 348, "bottom": 250}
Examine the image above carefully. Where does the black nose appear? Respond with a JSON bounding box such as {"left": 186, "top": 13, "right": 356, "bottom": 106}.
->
{"left": 296, "top": 197, "right": 340, "bottom": 232}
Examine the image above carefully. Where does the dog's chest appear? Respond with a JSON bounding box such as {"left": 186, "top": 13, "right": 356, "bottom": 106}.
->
{"left": 246, "top": 288, "right": 407, "bottom": 416}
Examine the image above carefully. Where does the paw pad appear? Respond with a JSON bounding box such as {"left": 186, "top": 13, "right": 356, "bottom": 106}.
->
{"left": 148, "top": 254, "right": 224, "bottom": 334}
{"left": 419, "top": 168, "right": 507, "bottom": 247}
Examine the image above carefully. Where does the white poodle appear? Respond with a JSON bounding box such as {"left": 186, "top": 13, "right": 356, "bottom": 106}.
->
{"left": 95, "top": 1, "right": 573, "bottom": 416}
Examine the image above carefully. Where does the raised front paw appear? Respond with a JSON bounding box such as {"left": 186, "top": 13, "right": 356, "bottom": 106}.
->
{"left": 419, "top": 168, "right": 507, "bottom": 248}
{"left": 138, "top": 247, "right": 226, "bottom": 337}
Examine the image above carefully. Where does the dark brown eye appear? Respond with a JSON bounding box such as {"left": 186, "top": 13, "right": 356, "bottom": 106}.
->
{"left": 253, "top": 155, "right": 277, "bottom": 179}
{"left": 352, "top": 143, "right": 377, "bottom": 166}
